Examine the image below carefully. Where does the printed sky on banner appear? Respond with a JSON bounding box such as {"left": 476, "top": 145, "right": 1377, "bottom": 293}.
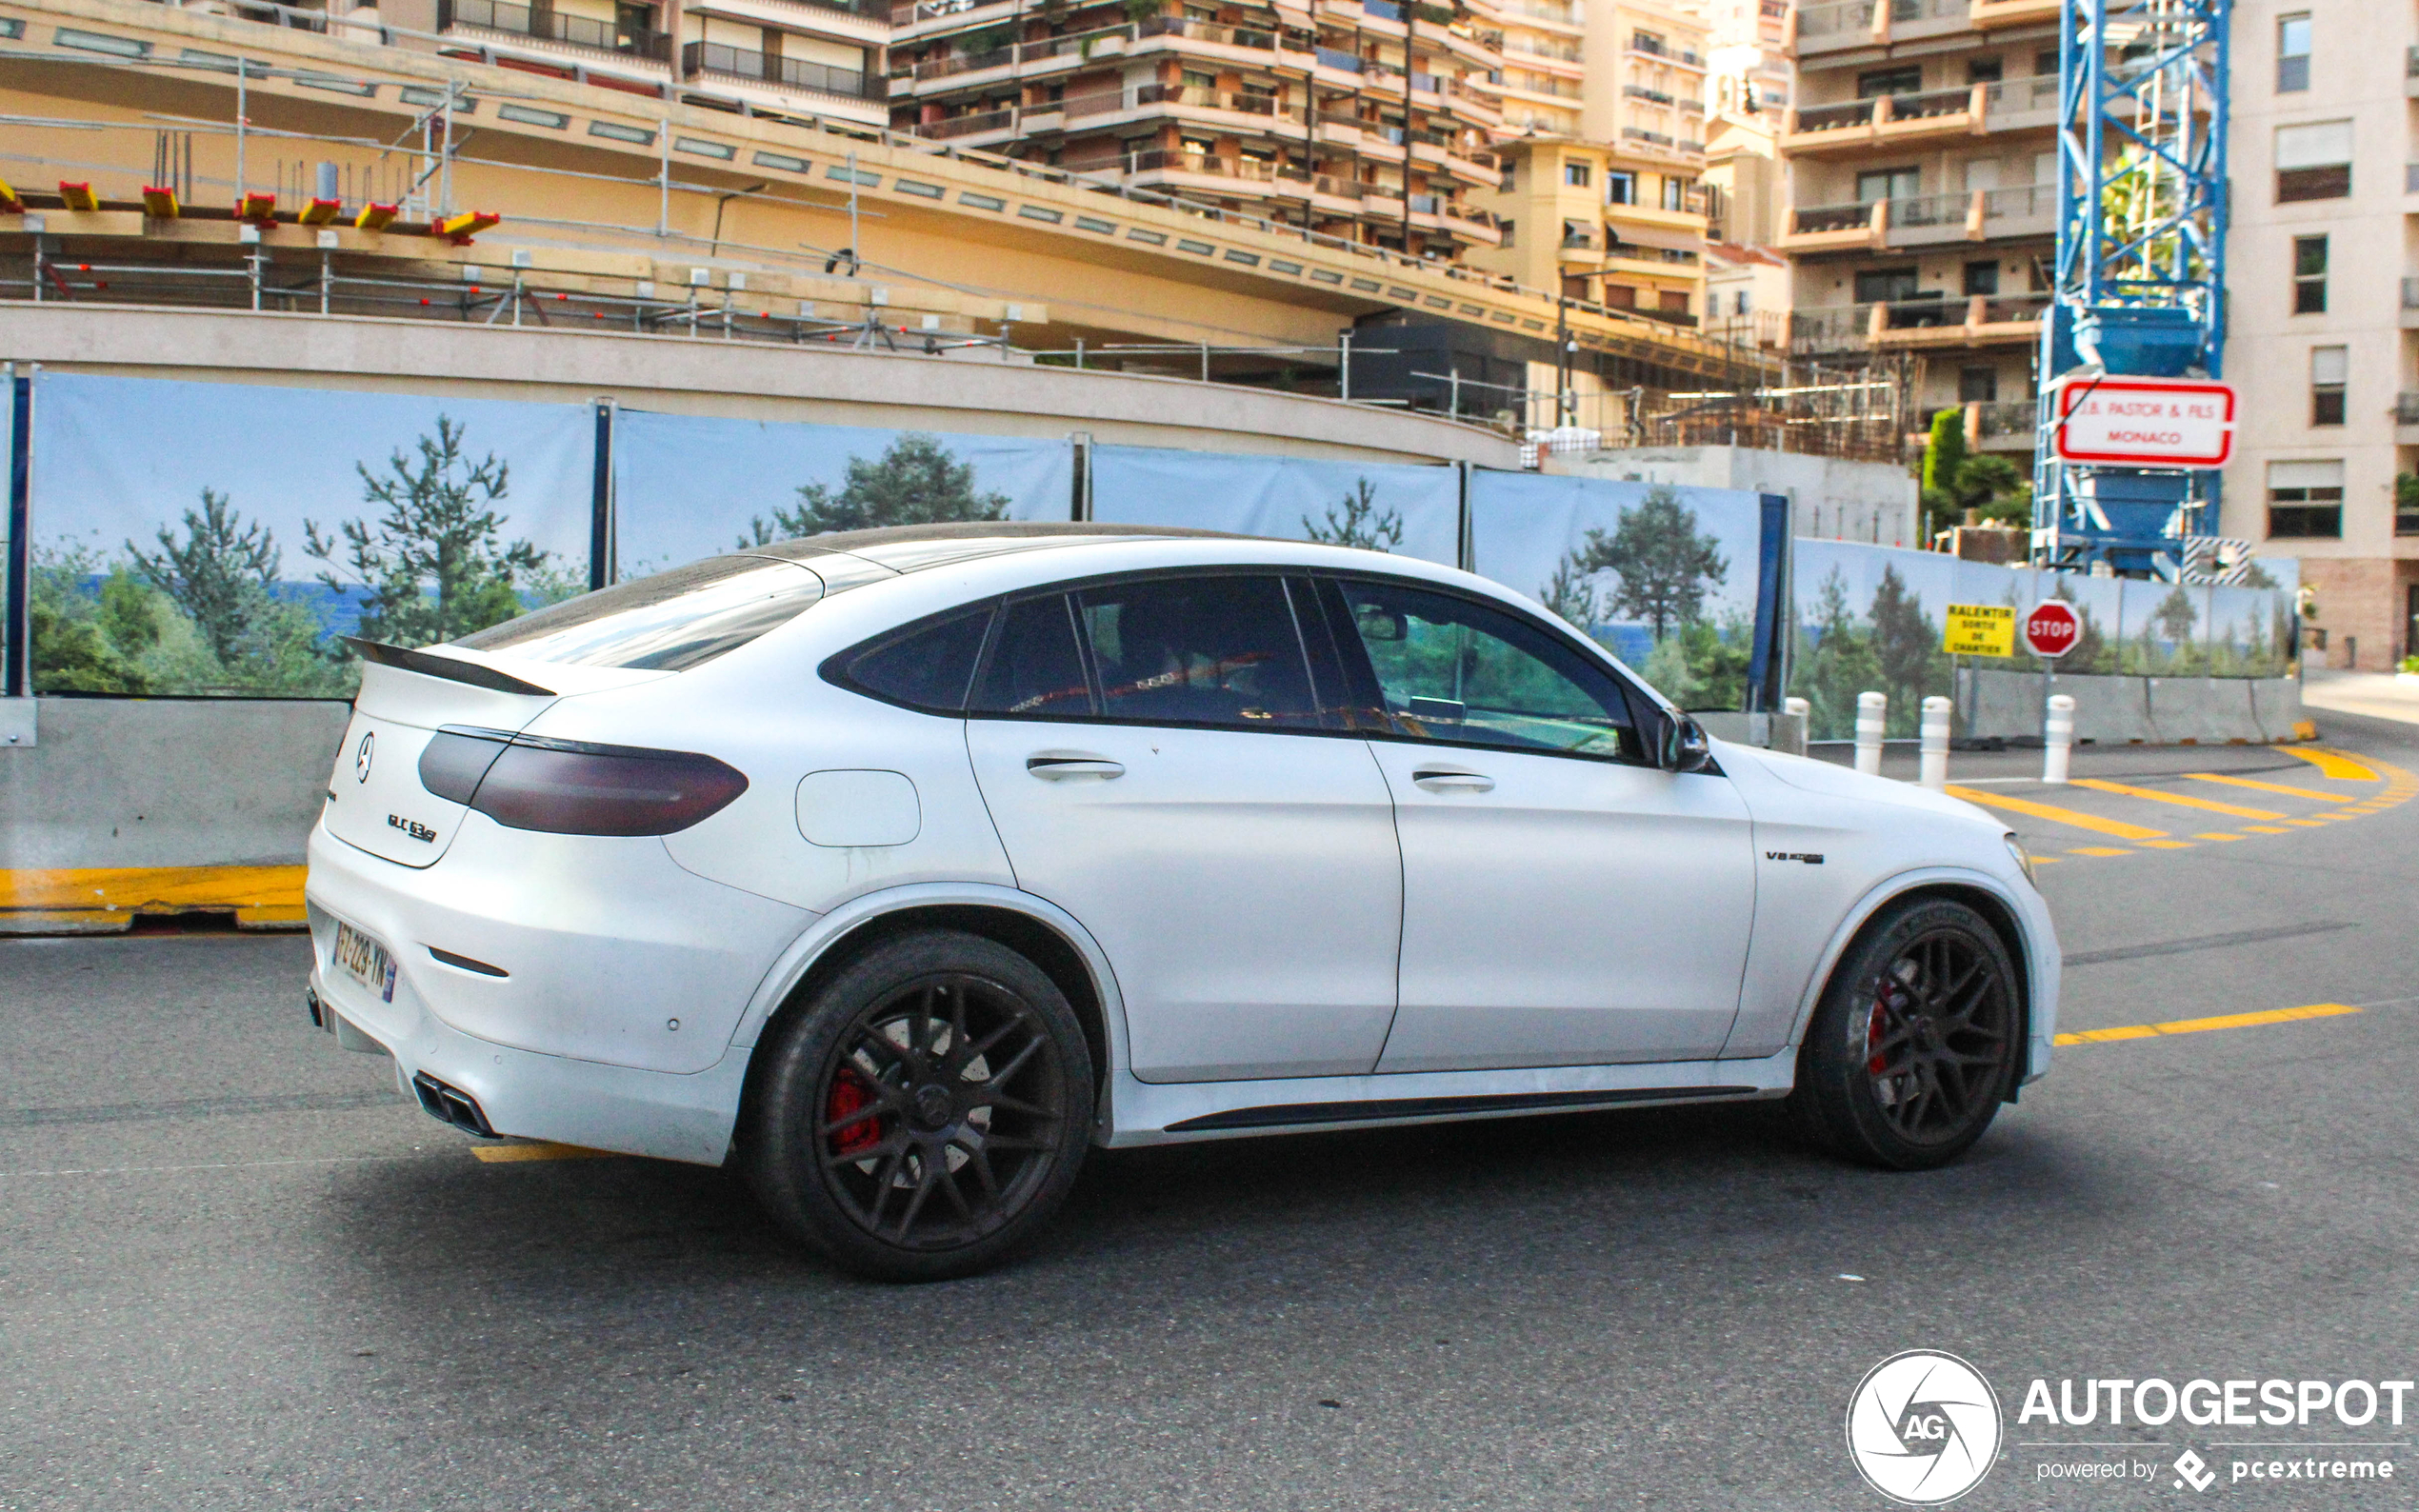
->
{"left": 611, "top": 413, "right": 1074, "bottom": 575}
{"left": 1088, "top": 446, "right": 1460, "bottom": 567}
{"left": 32, "top": 375, "right": 596, "bottom": 592}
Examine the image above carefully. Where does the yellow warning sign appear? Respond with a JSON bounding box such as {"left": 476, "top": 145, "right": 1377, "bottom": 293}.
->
{"left": 1943, "top": 603, "right": 2016, "bottom": 658}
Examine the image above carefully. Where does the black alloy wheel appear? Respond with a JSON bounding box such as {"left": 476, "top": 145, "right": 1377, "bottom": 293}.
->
{"left": 1788, "top": 897, "right": 2020, "bottom": 1170}
{"left": 746, "top": 930, "right": 1093, "bottom": 1282}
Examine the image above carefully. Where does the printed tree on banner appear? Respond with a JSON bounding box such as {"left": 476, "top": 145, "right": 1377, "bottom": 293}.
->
{"left": 1303, "top": 478, "right": 1404, "bottom": 552}
{"left": 127, "top": 488, "right": 281, "bottom": 666}
{"left": 1537, "top": 555, "right": 1600, "bottom": 630}
{"left": 2143, "top": 585, "right": 2202, "bottom": 675}
{"left": 742, "top": 432, "right": 1010, "bottom": 545}
{"left": 1568, "top": 485, "right": 1728, "bottom": 643}
{"left": 308, "top": 415, "right": 548, "bottom": 648}
{"left": 1868, "top": 564, "right": 1948, "bottom": 733}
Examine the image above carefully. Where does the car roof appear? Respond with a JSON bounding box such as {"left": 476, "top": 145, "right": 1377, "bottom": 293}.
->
{"left": 750, "top": 521, "right": 1249, "bottom": 577}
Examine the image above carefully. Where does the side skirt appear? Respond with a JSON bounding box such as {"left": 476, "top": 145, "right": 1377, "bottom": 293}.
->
{"left": 1102, "top": 1047, "right": 1797, "bottom": 1146}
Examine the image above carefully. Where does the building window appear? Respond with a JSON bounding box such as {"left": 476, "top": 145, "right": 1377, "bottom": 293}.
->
{"left": 1500, "top": 158, "right": 1516, "bottom": 189}
{"left": 2268, "top": 460, "right": 2344, "bottom": 539}
{"left": 2275, "top": 120, "right": 2352, "bottom": 202}
{"left": 1661, "top": 176, "right": 1688, "bottom": 211}
{"left": 2310, "top": 346, "right": 2347, "bottom": 426}
{"left": 2400, "top": 484, "right": 2419, "bottom": 537}
{"left": 1605, "top": 169, "right": 1635, "bottom": 205}
{"left": 1565, "top": 161, "right": 1590, "bottom": 188}
{"left": 1602, "top": 284, "right": 1637, "bottom": 308}
{"left": 1853, "top": 267, "right": 1921, "bottom": 304}
{"left": 1856, "top": 65, "right": 1923, "bottom": 98}
{"left": 1957, "top": 367, "right": 1998, "bottom": 404}
{"left": 1733, "top": 289, "right": 1750, "bottom": 315}
{"left": 1962, "top": 260, "right": 2000, "bottom": 296}
{"left": 1499, "top": 218, "right": 1515, "bottom": 247}
{"left": 1967, "top": 56, "right": 2003, "bottom": 84}
{"left": 2293, "top": 235, "right": 2328, "bottom": 313}
{"left": 2277, "top": 13, "right": 2310, "bottom": 92}
{"left": 2035, "top": 50, "right": 2059, "bottom": 76}
{"left": 1855, "top": 167, "right": 1920, "bottom": 204}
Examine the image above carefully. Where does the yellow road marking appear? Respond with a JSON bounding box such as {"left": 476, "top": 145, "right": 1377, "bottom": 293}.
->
{"left": 2054, "top": 1002, "right": 2360, "bottom": 1047}
{"left": 2282, "top": 818, "right": 2330, "bottom": 827}
{"left": 2286, "top": 747, "right": 2379, "bottom": 782}
{"left": 1944, "top": 786, "right": 2168, "bottom": 841}
{"left": 2070, "top": 777, "right": 2284, "bottom": 820}
{"left": 2184, "top": 772, "right": 2349, "bottom": 802}
{"left": 0, "top": 864, "right": 307, "bottom": 929}
{"left": 2194, "top": 832, "right": 2245, "bottom": 842}
{"left": 2069, "top": 846, "right": 2133, "bottom": 857}
{"left": 2242, "top": 825, "right": 2290, "bottom": 834}
{"left": 470, "top": 1142, "right": 620, "bottom": 1164}
{"left": 2136, "top": 839, "right": 2195, "bottom": 849}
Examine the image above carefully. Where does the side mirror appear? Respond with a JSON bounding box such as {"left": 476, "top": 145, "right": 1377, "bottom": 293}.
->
{"left": 1654, "top": 711, "right": 1713, "bottom": 773}
{"left": 1355, "top": 607, "right": 1409, "bottom": 643}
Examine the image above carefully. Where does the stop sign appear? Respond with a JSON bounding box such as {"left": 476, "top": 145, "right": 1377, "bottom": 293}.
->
{"left": 2025, "top": 600, "right": 2081, "bottom": 658}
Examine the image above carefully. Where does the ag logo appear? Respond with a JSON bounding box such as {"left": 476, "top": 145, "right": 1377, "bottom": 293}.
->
{"left": 354, "top": 731, "right": 375, "bottom": 784}
{"left": 1846, "top": 1350, "right": 2001, "bottom": 1505}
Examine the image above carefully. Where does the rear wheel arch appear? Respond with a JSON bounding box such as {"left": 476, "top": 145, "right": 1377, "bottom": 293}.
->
{"left": 737, "top": 903, "right": 1112, "bottom": 1148}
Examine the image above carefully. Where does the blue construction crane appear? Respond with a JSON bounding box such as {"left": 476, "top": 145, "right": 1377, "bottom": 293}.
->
{"left": 2033, "top": 0, "right": 2229, "bottom": 576}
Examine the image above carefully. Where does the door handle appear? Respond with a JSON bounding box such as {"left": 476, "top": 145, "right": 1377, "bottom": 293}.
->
{"left": 1027, "top": 752, "right": 1125, "bottom": 780}
{"left": 1411, "top": 766, "right": 1494, "bottom": 792}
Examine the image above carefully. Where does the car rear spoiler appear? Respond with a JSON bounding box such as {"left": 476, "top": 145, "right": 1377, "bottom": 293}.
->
{"left": 345, "top": 637, "right": 557, "bottom": 697}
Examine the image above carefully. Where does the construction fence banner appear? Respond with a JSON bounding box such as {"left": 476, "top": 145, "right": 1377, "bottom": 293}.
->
{"left": 1087, "top": 444, "right": 1462, "bottom": 567}
{"left": 1466, "top": 470, "right": 1790, "bottom": 713}
{"left": 610, "top": 411, "right": 1077, "bottom": 576}
{"left": 25, "top": 373, "right": 595, "bottom": 699}
{"left": 1790, "top": 539, "right": 2301, "bottom": 741}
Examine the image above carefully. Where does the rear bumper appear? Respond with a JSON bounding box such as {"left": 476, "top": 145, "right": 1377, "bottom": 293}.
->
{"left": 307, "top": 959, "right": 750, "bottom": 1164}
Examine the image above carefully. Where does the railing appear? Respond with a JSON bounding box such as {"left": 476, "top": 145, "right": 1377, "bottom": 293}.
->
{"left": 1889, "top": 190, "right": 1966, "bottom": 228}
{"left": 1982, "top": 184, "right": 2051, "bottom": 219}
{"left": 1502, "top": 37, "right": 1582, "bottom": 62}
{"left": 1496, "top": 0, "right": 1580, "bottom": 24}
{"left": 1972, "top": 400, "right": 2034, "bottom": 439}
{"left": 1791, "top": 202, "right": 1875, "bottom": 234}
{"left": 891, "top": 0, "right": 995, "bottom": 22}
{"left": 1630, "top": 32, "right": 1668, "bottom": 57}
{"left": 1793, "top": 99, "right": 1876, "bottom": 132}
{"left": 1561, "top": 228, "right": 1598, "bottom": 249}
{"left": 1139, "top": 15, "right": 1280, "bottom": 51}
{"left": 685, "top": 43, "right": 871, "bottom": 100}
{"left": 1977, "top": 293, "right": 2049, "bottom": 324}
{"left": 1510, "top": 77, "right": 1585, "bottom": 100}
{"left": 2396, "top": 392, "right": 2419, "bottom": 425}
{"left": 1796, "top": 0, "right": 1876, "bottom": 38}
{"left": 1624, "top": 86, "right": 1673, "bottom": 105}
{"left": 1314, "top": 46, "right": 1366, "bottom": 71}
{"left": 1132, "top": 84, "right": 1302, "bottom": 121}
{"left": 919, "top": 107, "right": 1016, "bottom": 138}
{"left": 1889, "top": 0, "right": 1964, "bottom": 20}
{"left": 1982, "top": 75, "right": 2059, "bottom": 115}
{"left": 1622, "top": 129, "right": 1674, "bottom": 148}
{"left": 1125, "top": 149, "right": 1308, "bottom": 184}
{"left": 1877, "top": 294, "right": 1954, "bottom": 329}
{"left": 1790, "top": 306, "right": 1871, "bottom": 348}
{"left": 1888, "top": 85, "right": 1973, "bottom": 121}
{"left": 437, "top": 0, "right": 670, "bottom": 62}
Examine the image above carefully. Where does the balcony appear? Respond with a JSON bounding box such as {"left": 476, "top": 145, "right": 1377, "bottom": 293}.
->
{"left": 1783, "top": 86, "right": 1981, "bottom": 156}
{"left": 1793, "top": 0, "right": 1876, "bottom": 50}
{"left": 437, "top": 0, "right": 670, "bottom": 65}
{"left": 684, "top": 42, "right": 871, "bottom": 99}
{"left": 2396, "top": 392, "right": 2419, "bottom": 439}
{"left": 918, "top": 106, "right": 1016, "bottom": 140}
{"left": 1969, "top": 399, "right": 2037, "bottom": 450}
{"left": 1779, "top": 198, "right": 1885, "bottom": 251}
{"left": 1869, "top": 292, "right": 2049, "bottom": 348}
{"left": 1059, "top": 83, "right": 1306, "bottom": 126}
{"left": 1977, "top": 183, "right": 2054, "bottom": 237}
{"left": 1980, "top": 73, "right": 2060, "bottom": 130}
{"left": 1884, "top": 189, "right": 1975, "bottom": 245}
{"left": 1969, "top": 0, "right": 2061, "bottom": 28}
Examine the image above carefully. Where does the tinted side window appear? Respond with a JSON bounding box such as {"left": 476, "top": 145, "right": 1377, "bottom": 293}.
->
{"left": 1331, "top": 578, "right": 1646, "bottom": 762}
{"left": 970, "top": 594, "right": 1093, "bottom": 718}
{"left": 1077, "top": 574, "right": 1326, "bottom": 729}
{"left": 831, "top": 606, "right": 994, "bottom": 712}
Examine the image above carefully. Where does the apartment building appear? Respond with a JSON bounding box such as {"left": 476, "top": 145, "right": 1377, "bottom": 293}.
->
{"left": 883, "top": 0, "right": 1506, "bottom": 255}
{"left": 1698, "top": 0, "right": 1791, "bottom": 119}
{"left": 1469, "top": 0, "right": 1710, "bottom": 320}
{"left": 2218, "top": 1, "right": 2417, "bottom": 669}
{"left": 1775, "top": 0, "right": 2061, "bottom": 455}
{"left": 386, "top": 0, "right": 889, "bottom": 127}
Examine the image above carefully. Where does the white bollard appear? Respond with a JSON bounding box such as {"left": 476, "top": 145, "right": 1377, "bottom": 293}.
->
{"left": 2043, "top": 693, "right": 2076, "bottom": 785}
{"left": 1785, "top": 695, "right": 1810, "bottom": 720}
{"left": 1919, "top": 695, "right": 1951, "bottom": 789}
{"left": 1854, "top": 691, "right": 1887, "bottom": 775}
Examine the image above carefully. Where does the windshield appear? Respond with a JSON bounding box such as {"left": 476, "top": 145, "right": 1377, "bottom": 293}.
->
{"left": 455, "top": 556, "right": 825, "bottom": 672}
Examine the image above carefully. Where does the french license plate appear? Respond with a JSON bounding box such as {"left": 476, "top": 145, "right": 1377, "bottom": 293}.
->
{"left": 334, "top": 920, "right": 397, "bottom": 1004}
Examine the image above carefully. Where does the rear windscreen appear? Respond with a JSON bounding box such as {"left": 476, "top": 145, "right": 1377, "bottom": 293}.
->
{"left": 456, "top": 556, "right": 824, "bottom": 672}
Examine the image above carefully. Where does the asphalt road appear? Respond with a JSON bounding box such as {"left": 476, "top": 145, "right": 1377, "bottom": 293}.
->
{"left": 6, "top": 716, "right": 2418, "bottom": 1511}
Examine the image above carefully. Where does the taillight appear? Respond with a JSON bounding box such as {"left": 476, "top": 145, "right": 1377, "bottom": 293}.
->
{"left": 418, "top": 728, "right": 748, "bottom": 836}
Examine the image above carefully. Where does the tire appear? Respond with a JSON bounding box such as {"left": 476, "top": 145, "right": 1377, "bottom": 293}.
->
{"left": 745, "top": 929, "right": 1094, "bottom": 1283}
{"left": 1787, "top": 896, "right": 2021, "bottom": 1171}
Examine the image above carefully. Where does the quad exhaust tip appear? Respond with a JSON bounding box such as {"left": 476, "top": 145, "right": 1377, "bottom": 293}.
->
{"left": 411, "top": 1071, "right": 498, "bottom": 1138}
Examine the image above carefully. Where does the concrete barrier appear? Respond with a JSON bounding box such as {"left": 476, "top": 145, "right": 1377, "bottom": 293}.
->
{"left": 0, "top": 698, "right": 347, "bottom": 932}
{"left": 2249, "top": 678, "right": 2309, "bottom": 743}
{"left": 2146, "top": 677, "right": 2261, "bottom": 745}
{"left": 1695, "top": 710, "right": 1809, "bottom": 756}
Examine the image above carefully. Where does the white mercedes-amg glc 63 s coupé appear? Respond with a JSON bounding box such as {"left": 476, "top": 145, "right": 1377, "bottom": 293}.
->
{"left": 304, "top": 524, "right": 2057, "bottom": 1281}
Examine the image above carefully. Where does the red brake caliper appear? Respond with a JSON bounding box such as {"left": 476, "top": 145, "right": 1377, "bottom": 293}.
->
{"left": 827, "top": 1066, "right": 883, "bottom": 1157}
{"left": 1867, "top": 993, "right": 1891, "bottom": 1076}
